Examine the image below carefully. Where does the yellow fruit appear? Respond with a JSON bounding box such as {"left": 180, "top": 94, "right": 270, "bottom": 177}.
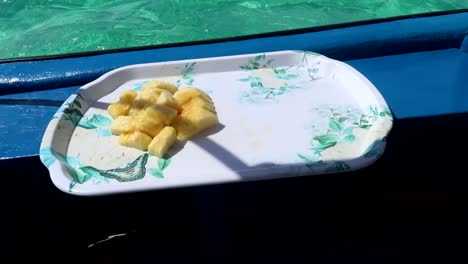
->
{"left": 148, "top": 126, "right": 177, "bottom": 158}
{"left": 144, "top": 104, "right": 178, "bottom": 125}
{"left": 156, "top": 91, "right": 178, "bottom": 110}
{"left": 133, "top": 115, "right": 164, "bottom": 137}
{"left": 119, "top": 90, "right": 137, "bottom": 104}
{"left": 142, "top": 80, "right": 178, "bottom": 94}
{"left": 180, "top": 96, "right": 216, "bottom": 113}
{"left": 118, "top": 131, "right": 152, "bottom": 151}
{"left": 128, "top": 91, "right": 158, "bottom": 116}
{"left": 107, "top": 102, "right": 131, "bottom": 119}
{"left": 173, "top": 107, "right": 219, "bottom": 140}
{"left": 110, "top": 116, "right": 135, "bottom": 135}
{"left": 141, "top": 86, "right": 167, "bottom": 95}
{"left": 173, "top": 87, "right": 212, "bottom": 106}
{"left": 137, "top": 90, "right": 159, "bottom": 104}
{"left": 110, "top": 81, "right": 218, "bottom": 154}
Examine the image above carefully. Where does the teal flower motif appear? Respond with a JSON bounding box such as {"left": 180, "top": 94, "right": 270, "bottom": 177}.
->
{"left": 53, "top": 93, "right": 84, "bottom": 126}
{"left": 133, "top": 80, "right": 149, "bottom": 92}
{"left": 148, "top": 156, "right": 171, "bottom": 179}
{"left": 240, "top": 54, "right": 274, "bottom": 70}
{"left": 39, "top": 147, "right": 109, "bottom": 190}
{"left": 41, "top": 147, "right": 154, "bottom": 190}
{"left": 78, "top": 114, "right": 112, "bottom": 137}
{"left": 273, "top": 67, "right": 299, "bottom": 80}
{"left": 176, "top": 62, "right": 196, "bottom": 87}
{"left": 299, "top": 105, "right": 392, "bottom": 172}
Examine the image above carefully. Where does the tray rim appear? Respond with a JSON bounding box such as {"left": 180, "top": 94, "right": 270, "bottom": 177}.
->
{"left": 39, "top": 50, "right": 393, "bottom": 196}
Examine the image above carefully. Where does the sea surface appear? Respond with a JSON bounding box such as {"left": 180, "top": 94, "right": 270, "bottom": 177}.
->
{"left": 1, "top": 0, "right": 467, "bottom": 59}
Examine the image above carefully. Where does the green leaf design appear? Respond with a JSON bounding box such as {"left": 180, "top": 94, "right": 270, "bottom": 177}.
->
{"left": 343, "top": 127, "right": 354, "bottom": 135}
{"left": 158, "top": 158, "right": 171, "bottom": 171}
{"left": 80, "top": 166, "right": 101, "bottom": 178}
{"left": 383, "top": 108, "right": 392, "bottom": 117}
{"left": 40, "top": 148, "right": 56, "bottom": 168}
{"left": 338, "top": 117, "right": 348, "bottom": 123}
{"left": 66, "top": 156, "right": 81, "bottom": 169}
{"left": 254, "top": 54, "right": 265, "bottom": 62}
{"left": 314, "top": 134, "right": 339, "bottom": 145}
{"left": 298, "top": 154, "right": 316, "bottom": 163}
{"left": 312, "top": 141, "right": 337, "bottom": 154}
{"left": 341, "top": 134, "right": 356, "bottom": 143}
{"left": 149, "top": 168, "right": 164, "bottom": 178}
{"left": 73, "top": 100, "right": 82, "bottom": 108}
{"left": 69, "top": 181, "right": 77, "bottom": 190}
{"left": 326, "top": 161, "right": 351, "bottom": 173}
{"left": 329, "top": 119, "right": 343, "bottom": 132}
{"left": 360, "top": 124, "right": 372, "bottom": 129}
{"left": 90, "top": 114, "right": 112, "bottom": 127}
{"left": 78, "top": 120, "right": 96, "bottom": 129}
{"left": 96, "top": 128, "right": 112, "bottom": 137}
{"left": 64, "top": 164, "right": 81, "bottom": 183}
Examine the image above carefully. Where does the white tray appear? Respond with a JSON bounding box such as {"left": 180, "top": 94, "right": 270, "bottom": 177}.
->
{"left": 40, "top": 50, "right": 393, "bottom": 196}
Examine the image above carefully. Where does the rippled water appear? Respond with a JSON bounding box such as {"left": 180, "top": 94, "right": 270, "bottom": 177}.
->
{"left": 0, "top": 0, "right": 466, "bottom": 59}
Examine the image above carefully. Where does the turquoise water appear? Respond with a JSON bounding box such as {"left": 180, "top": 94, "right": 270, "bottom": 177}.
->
{"left": 1, "top": 0, "right": 467, "bottom": 60}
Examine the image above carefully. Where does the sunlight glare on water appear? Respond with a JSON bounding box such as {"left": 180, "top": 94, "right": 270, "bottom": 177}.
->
{"left": 0, "top": 0, "right": 467, "bottom": 59}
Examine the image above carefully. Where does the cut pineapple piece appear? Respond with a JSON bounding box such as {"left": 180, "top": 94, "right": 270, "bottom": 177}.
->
{"left": 128, "top": 92, "right": 158, "bottom": 116}
{"left": 108, "top": 102, "right": 131, "bottom": 119}
{"left": 110, "top": 116, "right": 135, "bottom": 135}
{"left": 134, "top": 115, "right": 164, "bottom": 137}
{"left": 119, "top": 90, "right": 137, "bottom": 104}
{"left": 180, "top": 96, "right": 216, "bottom": 113}
{"left": 157, "top": 91, "right": 178, "bottom": 110}
{"left": 173, "top": 87, "right": 212, "bottom": 106}
{"left": 141, "top": 86, "right": 167, "bottom": 95}
{"left": 173, "top": 107, "right": 219, "bottom": 140}
{"left": 118, "top": 131, "right": 152, "bottom": 151}
{"left": 142, "top": 80, "right": 178, "bottom": 94}
{"left": 148, "top": 126, "right": 177, "bottom": 158}
{"left": 137, "top": 89, "right": 159, "bottom": 104}
{"left": 110, "top": 81, "right": 218, "bottom": 154}
{"left": 144, "top": 104, "right": 178, "bottom": 125}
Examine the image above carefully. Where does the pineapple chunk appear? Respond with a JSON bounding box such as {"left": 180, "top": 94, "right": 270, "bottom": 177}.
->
{"left": 144, "top": 104, "right": 178, "bottom": 125}
{"left": 110, "top": 116, "right": 135, "bottom": 135}
{"left": 173, "top": 107, "right": 219, "bottom": 140}
{"left": 148, "top": 126, "right": 177, "bottom": 158}
{"left": 137, "top": 89, "right": 159, "bottom": 104}
{"left": 128, "top": 92, "right": 158, "bottom": 116}
{"left": 118, "top": 131, "right": 152, "bottom": 151}
{"left": 110, "top": 81, "right": 219, "bottom": 154}
{"left": 173, "top": 87, "right": 212, "bottom": 106}
{"left": 180, "top": 96, "right": 216, "bottom": 113}
{"left": 134, "top": 115, "right": 164, "bottom": 137}
{"left": 108, "top": 102, "right": 131, "bottom": 119}
{"left": 142, "top": 80, "right": 178, "bottom": 94}
{"left": 119, "top": 90, "right": 137, "bottom": 104}
{"left": 157, "top": 91, "right": 178, "bottom": 110}
{"left": 141, "top": 86, "right": 167, "bottom": 95}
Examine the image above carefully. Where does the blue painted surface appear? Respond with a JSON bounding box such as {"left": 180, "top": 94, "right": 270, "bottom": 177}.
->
{"left": 0, "top": 12, "right": 467, "bottom": 159}
{"left": 0, "top": 86, "right": 79, "bottom": 158}
{"left": 348, "top": 49, "right": 468, "bottom": 119}
{"left": 1, "top": 12, "right": 467, "bottom": 95}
